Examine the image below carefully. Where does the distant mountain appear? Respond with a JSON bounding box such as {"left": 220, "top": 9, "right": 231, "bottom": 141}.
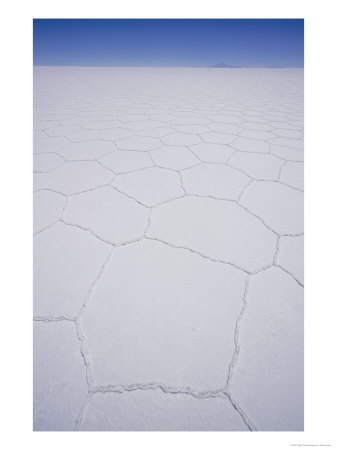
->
{"left": 208, "top": 62, "right": 238, "bottom": 68}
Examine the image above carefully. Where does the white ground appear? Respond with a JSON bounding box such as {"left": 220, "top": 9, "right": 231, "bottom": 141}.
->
{"left": 33, "top": 67, "right": 304, "bottom": 431}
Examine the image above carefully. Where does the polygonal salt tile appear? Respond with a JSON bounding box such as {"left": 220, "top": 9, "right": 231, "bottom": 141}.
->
{"left": 231, "top": 137, "right": 269, "bottom": 153}
{"left": 290, "top": 120, "right": 304, "bottom": 129}
{"left": 208, "top": 114, "right": 242, "bottom": 124}
{"left": 83, "top": 120, "right": 122, "bottom": 129}
{"left": 42, "top": 113, "right": 75, "bottom": 121}
{"left": 113, "top": 167, "right": 184, "bottom": 207}
{"left": 64, "top": 186, "right": 149, "bottom": 243}
{"left": 240, "top": 181, "right": 304, "bottom": 235}
{"left": 264, "top": 113, "right": 289, "bottom": 122}
{"left": 289, "top": 115, "right": 303, "bottom": 123}
{"left": 34, "top": 190, "right": 65, "bottom": 234}
{"left": 279, "top": 162, "right": 304, "bottom": 190}
{"left": 117, "top": 114, "right": 148, "bottom": 122}
{"left": 276, "top": 235, "right": 304, "bottom": 285}
{"left": 66, "top": 129, "right": 102, "bottom": 142}
{"left": 57, "top": 140, "right": 115, "bottom": 161}
{"left": 34, "top": 222, "right": 111, "bottom": 317}
{"left": 269, "top": 121, "right": 301, "bottom": 131}
{"left": 162, "top": 133, "right": 201, "bottom": 146}
{"left": 173, "top": 124, "right": 210, "bottom": 134}
{"left": 190, "top": 142, "right": 233, "bottom": 163}
{"left": 34, "top": 131, "right": 48, "bottom": 141}
{"left": 144, "top": 108, "right": 168, "bottom": 115}
{"left": 34, "top": 173, "right": 51, "bottom": 192}
{"left": 58, "top": 117, "right": 89, "bottom": 126}
{"left": 239, "top": 122, "right": 274, "bottom": 131}
{"left": 137, "top": 127, "right": 176, "bottom": 138}
{"left": 201, "top": 132, "right": 236, "bottom": 145}
{"left": 269, "top": 137, "right": 304, "bottom": 150}
{"left": 123, "top": 120, "right": 167, "bottom": 131}
{"left": 46, "top": 125, "right": 81, "bottom": 137}
{"left": 270, "top": 145, "right": 304, "bottom": 162}
{"left": 34, "top": 136, "right": 69, "bottom": 154}
{"left": 229, "top": 152, "right": 284, "bottom": 181}
{"left": 207, "top": 123, "right": 242, "bottom": 135}
{"left": 116, "top": 136, "right": 161, "bottom": 151}
{"left": 149, "top": 114, "right": 176, "bottom": 122}
{"left": 34, "top": 153, "right": 64, "bottom": 172}
{"left": 46, "top": 161, "right": 113, "bottom": 195}
{"left": 171, "top": 117, "right": 210, "bottom": 125}
{"left": 148, "top": 196, "right": 277, "bottom": 273}
{"left": 81, "top": 239, "right": 246, "bottom": 390}
{"left": 231, "top": 267, "right": 303, "bottom": 431}
{"left": 80, "top": 115, "right": 118, "bottom": 123}
{"left": 99, "top": 128, "right": 134, "bottom": 141}
{"left": 80, "top": 390, "right": 247, "bottom": 431}
{"left": 125, "top": 108, "right": 151, "bottom": 115}
{"left": 240, "top": 130, "right": 275, "bottom": 141}
{"left": 183, "top": 163, "right": 250, "bottom": 200}
{"left": 34, "top": 120, "right": 59, "bottom": 131}
{"left": 100, "top": 150, "right": 152, "bottom": 174}
{"left": 241, "top": 110, "right": 263, "bottom": 117}
{"left": 34, "top": 321, "right": 88, "bottom": 430}
{"left": 272, "top": 129, "right": 303, "bottom": 139}
{"left": 151, "top": 146, "right": 198, "bottom": 170}
{"left": 240, "top": 114, "right": 269, "bottom": 124}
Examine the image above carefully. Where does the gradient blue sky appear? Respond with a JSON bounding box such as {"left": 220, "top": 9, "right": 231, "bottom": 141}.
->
{"left": 33, "top": 19, "right": 304, "bottom": 67}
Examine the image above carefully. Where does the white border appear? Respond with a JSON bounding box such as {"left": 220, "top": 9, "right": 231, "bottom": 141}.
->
{"left": 0, "top": 1, "right": 336, "bottom": 449}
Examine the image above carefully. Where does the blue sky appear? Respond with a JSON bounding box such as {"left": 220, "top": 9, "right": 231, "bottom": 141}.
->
{"left": 33, "top": 19, "right": 304, "bottom": 67}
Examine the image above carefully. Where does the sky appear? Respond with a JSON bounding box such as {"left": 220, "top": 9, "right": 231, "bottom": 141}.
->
{"left": 33, "top": 19, "right": 304, "bottom": 68}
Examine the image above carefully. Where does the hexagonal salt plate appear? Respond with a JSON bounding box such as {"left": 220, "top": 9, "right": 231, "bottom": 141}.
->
{"left": 46, "top": 125, "right": 81, "bottom": 137}
{"left": 279, "top": 162, "right": 304, "bottom": 190}
{"left": 230, "top": 267, "right": 303, "bottom": 431}
{"left": 79, "top": 389, "right": 247, "bottom": 431}
{"left": 151, "top": 146, "right": 199, "bottom": 170}
{"left": 230, "top": 137, "right": 269, "bottom": 153}
{"left": 113, "top": 167, "right": 184, "bottom": 207}
{"left": 190, "top": 142, "right": 234, "bottom": 163}
{"left": 34, "top": 190, "right": 66, "bottom": 234}
{"left": 34, "top": 153, "right": 64, "bottom": 172}
{"left": 99, "top": 150, "right": 152, "bottom": 174}
{"left": 123, "top": 120, "right": 167, "bottom": 131}
{"left": 208, "top": 114, "right": 242, "bottom": 124}
{"left": 46, "top": 161, "right": 114, "bottom": 195}
{"left": 34, "top": 136, "right": 69, "bottom": 154}
{"left": 240, "top": 130, "right": 275, "bottom": 141}
{"left": 162, "top": 133, "right": 201, "bottom": 146}
{"left": 201, "top": 132, "right": 236, "bottom": 145}
{"left": 34, "top": 222, "right": 111, "bottom": 317}
{"left": 182, "top": 163, "right": 250, "bottom": 200}
{"left": 34, "top": 321, "right": 88, "bottom": 431}
{"left": 116, "top": 136, "right": 161, "bottom": 151}
{"left": 147, "top": 196, "right": 277, "bottom": 273}
{"left": 83, "top": 120, "right": 122, "bottom": 130}
{"left": 228, "top": 152, "right": 284, "bottom": 181}
{"left": 276, "top": 235, "right": 304, "bottom": 285}
{"left": 240, "top": 181, "right": 304, "bottom": 235}
{"left": 33, "top": 173, "right": 51, "bottom": 192}
{"left": 269, "top": 137, "right": 304, "bottom": 150}
{"left": 64, "top": 186, "right": 149, "bottom": 244}
{"left": 173, "top": 124, "right": 210, "bottom": 134}
{"left": 207, "top": 123, "right": 242, "bottom": 134}
{"left": 270, "top": 145, "right": 304, "bottom": 162}
{"left": 81, "top": 239, "right": 246, "bottom": 391}
{"left": 57, "top": 140, "right": 116, "bottom": 161}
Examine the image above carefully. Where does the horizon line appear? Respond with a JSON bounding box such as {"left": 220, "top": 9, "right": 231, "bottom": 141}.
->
{"left": 33, "top": 65, "right": 304, "bottom": 69}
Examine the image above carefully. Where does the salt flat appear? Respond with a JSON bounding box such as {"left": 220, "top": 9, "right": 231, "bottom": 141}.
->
{"left": 33, "top": 67, "right": 304, "bottom": 431}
